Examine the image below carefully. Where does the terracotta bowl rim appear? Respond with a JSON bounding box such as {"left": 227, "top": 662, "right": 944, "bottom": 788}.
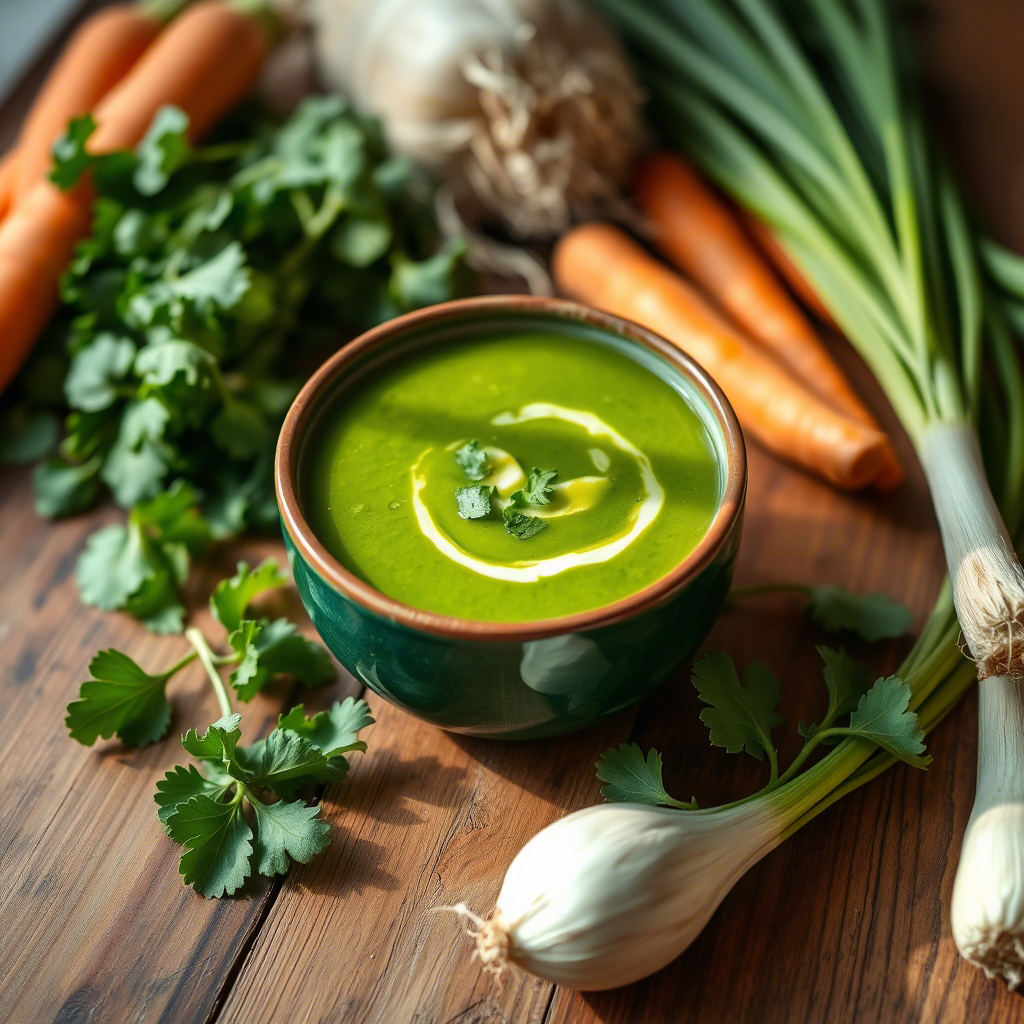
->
{"left": 275, "top": 294, "right": 747, "bottom": 643}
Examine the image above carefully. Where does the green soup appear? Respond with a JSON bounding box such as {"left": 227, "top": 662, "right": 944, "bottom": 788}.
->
{"left": 302, "top": 327, "right": 723, "bottom": 621}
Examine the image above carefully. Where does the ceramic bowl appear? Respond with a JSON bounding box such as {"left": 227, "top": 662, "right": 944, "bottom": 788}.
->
{"left": 276, "top": 296, "right": 746, "bottom": 739}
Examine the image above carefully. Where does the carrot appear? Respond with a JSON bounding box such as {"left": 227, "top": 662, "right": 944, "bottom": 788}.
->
{"left": 553, "top": 223, "right": 889, "bottom": 490}
{"left": 0, "top": 182, "right": 91, "bottom": 390}
{"left": 0, "top": 152, "right": 17, "bottom": 223}
{"left": 0, "top": 1, "right": 266, "bottom": 396}
{"left": 88, "top": 1, "right": 266, "bottom": 151}
{"left": 634, "top": 153, "right": 904, "bottom": 491}
{"left": 11, "top": 4, "right": 164, "bottom": 203}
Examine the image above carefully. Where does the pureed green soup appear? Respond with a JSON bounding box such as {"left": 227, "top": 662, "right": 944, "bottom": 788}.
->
{"left": 302, "top": 324, "right": 723, "bottom": 621}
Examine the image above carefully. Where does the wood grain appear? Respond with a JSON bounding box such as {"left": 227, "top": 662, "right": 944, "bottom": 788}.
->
{"left": 1, "top": 1, "right": 1023, "bottom": 1022}
{"left": 0, "top": 468, "right": 358, "bottom": 1024}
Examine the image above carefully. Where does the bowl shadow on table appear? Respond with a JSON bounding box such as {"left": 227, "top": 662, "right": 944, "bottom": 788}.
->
{"left": 285, "top": 749, "right": 472, "bottom": 898}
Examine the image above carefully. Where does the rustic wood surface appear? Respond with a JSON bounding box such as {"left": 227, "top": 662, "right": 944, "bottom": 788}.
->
{"left": 1, "top": 2, "right": 1022, "bottom": 1022}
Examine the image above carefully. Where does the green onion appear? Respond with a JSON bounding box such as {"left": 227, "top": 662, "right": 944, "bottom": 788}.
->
{"left": 592, "top": 0, "right": 1024, "bottom": 983}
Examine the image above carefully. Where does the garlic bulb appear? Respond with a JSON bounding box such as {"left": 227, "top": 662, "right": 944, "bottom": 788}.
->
{"left": 308, "top": 0, "right": 645, "bottom": 240}
{"left": 951, "top": 673, "right": 1024, "bottom": 988}
{"left": 449, "top": 800, "right": 785, "bottom": 990}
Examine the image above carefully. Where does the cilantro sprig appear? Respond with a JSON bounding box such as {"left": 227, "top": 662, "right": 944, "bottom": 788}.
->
{"left": 597, "top": 647, "right": 927, "bottom": 809}
{"left": 67, "top": 559, "right": 372, "bottom": 897}
{"left": 155, "top": 698, "right": 372, "bottom": 897}
{"left": 2, "top": 97, "right": 470, "bottom": 632}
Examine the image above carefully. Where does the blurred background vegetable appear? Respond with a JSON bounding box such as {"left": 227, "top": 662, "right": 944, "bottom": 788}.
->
{"left": 309, "top": 0, "right": 645, "bottom": 291}
{"left": 1, "top": 96, "right": 469, "bottom": 630}
{"left": 0, "top": 0, "right": 269, "bottom": 395}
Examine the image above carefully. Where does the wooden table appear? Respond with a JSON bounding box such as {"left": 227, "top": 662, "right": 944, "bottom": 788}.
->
{"left": 1, "top": 3, "right": 1023, "bottom": 1022}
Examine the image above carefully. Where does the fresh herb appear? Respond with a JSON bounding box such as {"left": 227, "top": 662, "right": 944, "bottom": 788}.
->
{"left": 455, "top": 439, "right": 490, "bottom": 481}
{"left": 2, "top": 97, "right": 470, "bottom": 631}
{"left": 596, "top": 744, "right": 695, "bottom": 808}
{"left": 598, "top": 646, "right": 928, "bottom": 809}
{"left": 502, "top": 507, "right": 548, "bottom": 540}
{"left": 730, "top": 583, "right": 913, "bottom": 642}
{"left": 67, "top": 558, "right": 333, "bottom": 747}
{"left": 693, "top": 651, "right": 782, "bottom": 771}
{"left": 455, "top": 484, "right": 493, "bottom": 520}
{"left": 67, "top": 558, "right": 370, "bottom": 897}
{"left": 156, "top": 697, "right": 372, "bottom": 897}
{"left": 510, "top": 467, "right": 558, "bottom": 507}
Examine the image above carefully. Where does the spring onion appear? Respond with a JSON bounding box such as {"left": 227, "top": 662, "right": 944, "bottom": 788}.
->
{"left": 450, "top": 0, "right": 1024, "bottom": 990}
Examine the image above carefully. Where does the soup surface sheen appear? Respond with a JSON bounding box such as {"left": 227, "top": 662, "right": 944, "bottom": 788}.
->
{"left": 303, "top": 329, "right": 722, "bottom": 621}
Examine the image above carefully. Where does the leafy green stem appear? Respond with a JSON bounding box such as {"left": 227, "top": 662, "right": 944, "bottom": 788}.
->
{"left": 186, "top": 627, "right": 233, "bottom": 719}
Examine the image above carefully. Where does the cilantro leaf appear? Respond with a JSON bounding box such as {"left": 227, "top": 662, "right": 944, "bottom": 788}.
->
{"left": 596, "top": 743, "right": 695, "bottom": 808}
{"left": 806, "top": 586, "right": 912, "bottom": 641}
{"left": 272, "top": 699, "right": 373, "bottom": 788}
{"left": 133, "top": 481, "right": 210, "bottom": 551}
{"left": 76, "top": 522, "right": 154, "bottom": 611}
{"left": 503, "top": 508, "right": 548, "bottom": 539}
{"left": 277, "top": 699, "right": 373, "bottom": 758}
{"left": 211, "top": 558, "right": 290, "bottom": 631}
{"left": 331, "top": 215, "right": 392, "bottom": 267}
{"left": 455, "top": 485, "right": 493, "bottom": 520}
{"left": 50, "top": 114, "right": 97, "bottom": 189}
{"left": 181, "top": 713, "right": 244, "bottom": 766}
{"left": 243, "top": 727, "right": 333, "bottom": 796}
{"left": 164, "top": 793, "right": 253, "bottom": 898}
{"left": 65, "top": 649, "right": 172, "bottom": 746}
{"left": 228, "top": 619, "right": 334, "bottom": 701}
{"left": 134, "top": 105, "right": 190, "bottom": 196}
{"left": 390, "top": 240, "right": 469, "bottom": 310}
{"left": 828, "top": 675, "right": 931, "bottom": 768}
{"left": 100, "top": 429, "right": 168, "bottom": 507}
{"left": 799, "top": 646, "right": 872, "bottom": 741}
{"left": 692, "top": 651, "right": 782, "bottom": 762}
{"left": 64, "top": 333, "right": 136, "bottom": 413}
{"left": 820, "top": 646, "right": 873, "bottom": 716}
{"left": 455, "top": 440, "right": 489, "bottom": 481}
{"left": 249, "top": 795, "right": 330, "bottom": 876}
{"left": 511, "top": 468, "right": 557, "bottom": 507}
{"left": 155, "top": 763, "right": 234, "bottom": 827}
{"left": 33, "top": 456, "right": 101, "bottom": 517}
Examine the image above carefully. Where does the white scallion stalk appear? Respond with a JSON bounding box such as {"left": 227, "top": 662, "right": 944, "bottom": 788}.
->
{"left": 592, "top": 0, "right": 1024, "bottom": 986}
{"left": 952, "top": 674, "right": 1024, "bottom": 987}
{"left": 308, "top": 0, "right": 645, "bottom": 260}
{"left": 918, "top": 423, "right": 1024, "bottom": 683}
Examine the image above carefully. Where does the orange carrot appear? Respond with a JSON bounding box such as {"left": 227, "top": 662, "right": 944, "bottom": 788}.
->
{"left": 0, "top": 1, "right": 266, "bottom": 396}
{"left": 88, "top": 1, "right": 266, "bottom": 151}
{"left": 12, "top": 4, "right": 163, "bottom": 203}
{"left": 553, "top": 223, "right": 889, "bottom": 490}
{"left": 0, "top": 152, "right": 17, "bottom": 223}
{"left": 634, "top": 153, "right": 904, "bottom": 490}
{"left": 0, "top": 182, "right": 91, "bottom": 390}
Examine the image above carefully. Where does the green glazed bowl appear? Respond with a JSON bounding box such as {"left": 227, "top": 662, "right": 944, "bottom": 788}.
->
{"left": 276, "top": 296, "right": 746, "bottom": 739}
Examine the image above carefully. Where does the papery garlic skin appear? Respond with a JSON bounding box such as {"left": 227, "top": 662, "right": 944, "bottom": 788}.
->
{"left": 951, "top": 673, "right": 1024, "bottom": 988}
{"left": 473, "top": 800, "right": 785, "bottom": 991}
{"left": 308, "top": 0, "right": 645, "bottom": 239}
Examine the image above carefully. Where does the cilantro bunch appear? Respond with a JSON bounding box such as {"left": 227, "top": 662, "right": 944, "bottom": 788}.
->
{"left": 3, "top": 97, "right": 470, "bottom": 630}
{"left": 66, "top": 559, "right": 373, "bottom": 897}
